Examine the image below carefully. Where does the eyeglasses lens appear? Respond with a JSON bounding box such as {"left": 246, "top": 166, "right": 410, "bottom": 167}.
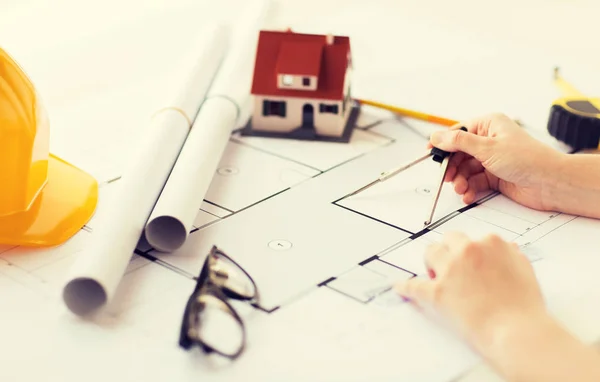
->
{"left": 190, "top": 294, "right": 244, "bottom": 356}
{"left": 210, "top": 251, "right": 256, "bottom": 300}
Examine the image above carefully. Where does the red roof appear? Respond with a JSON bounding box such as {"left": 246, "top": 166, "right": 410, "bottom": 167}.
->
{"left": 251, "top": 30, "right": 351, "bottom": 100}
{"left": 277, "top": 41, "right": 323, "bottom": 76}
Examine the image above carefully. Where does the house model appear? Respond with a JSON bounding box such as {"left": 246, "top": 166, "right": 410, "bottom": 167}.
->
{"left": 241, "top": 29, "right": 360, "bottom": 142}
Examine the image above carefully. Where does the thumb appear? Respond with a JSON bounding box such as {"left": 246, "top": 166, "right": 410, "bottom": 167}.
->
{"left": 430, "top": 128, "right": 490, "bottom": 158}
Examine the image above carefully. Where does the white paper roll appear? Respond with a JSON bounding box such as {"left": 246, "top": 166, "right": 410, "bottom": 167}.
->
{"left": 62, "top": 24, "right": 230, "bottom": 316}
{"left": 144, "top": 0, "right": 271, "bottom": 252}
{"left": 145, "top": 97, "right": 238, "bottom": 251}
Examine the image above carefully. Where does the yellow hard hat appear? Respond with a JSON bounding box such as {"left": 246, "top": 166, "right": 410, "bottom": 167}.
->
{"left": 0, "top": 47, "right": 98, "bottom": 247}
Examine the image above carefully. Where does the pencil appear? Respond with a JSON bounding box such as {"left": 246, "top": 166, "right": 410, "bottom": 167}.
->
{"left": 354, "top": 98, "right": 458, "bottom": 127}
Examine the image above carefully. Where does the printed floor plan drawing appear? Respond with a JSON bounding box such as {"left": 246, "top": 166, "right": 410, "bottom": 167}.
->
{"left": 0, "top": 110, "right": 596, "bottom": 382}
{"left": 335, "top": 156, "right": 494, "bottom": 234}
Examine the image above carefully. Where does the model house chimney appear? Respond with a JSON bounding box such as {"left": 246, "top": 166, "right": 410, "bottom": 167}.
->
{"left": 326, "top": 33, "right": 334, "bottom": 45}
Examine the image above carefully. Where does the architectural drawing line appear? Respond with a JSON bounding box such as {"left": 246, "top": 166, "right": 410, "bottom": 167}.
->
{"left": 323, "top": 198, "right": 578, "bottom": 307}
{"left": 332, "top": 202, "right": 415, "bottom": 235}
{"left": 398, "top": 118, "right": 432, "bottom": 140}
{"left": 363, "top": 284, "right": 395, "bottom": 299}
{"left": 191, "top": 220, "right": 221, "bottom": 232}
{"left": 202, "top": 200, "right": 234, "bottom": 214}
{"left": 162, "top": 184, "right": 310, "bottom": 245}
{"left": 137, "top": 250, "right": 284, "bottom": 314}
{"left": 230, "top": 136, "right": 325, "bottom": 173}
{"left": 366, "top": 237, "right": 413, "bottom": 260}
{"left": 136, "top": 244, "right": 156, "bottom": 255}
{"left": 205, "top": 187, "right": 292, "bottom": 221}
{"left": 317, "top": 276, "right": 336, "bottom": 287}
{"left": 0, "top": 259, "right": 48, "bottom": 296}
{"left": 325, "top": 285, "right": 377, "bottom": 304}
{"left": 199, "top": 208, "right": 222, "bottom": 219}
{"left": 360, "top": 127, "right": 398, "bottom": 143}
{"left": 422, "top": 211, "right": 461, "bottom": 231}
{"left": 409, "top": 228, "right": 433, "bottom": 240}
{"left": 106, "top": 176, "right": 122, "bottom": 184}
{"left": 358, "top": 255, "right": 379, "bottom": 266}
{"left": 318, "top": 137, "right": 396, "bottom": 174}
{"left": 523, "top": 214, "right": 578, "bottom": 245}
{"left": 131, "top": 186, "right": 510, "bottom": 315}
{"left": 463, "top": 191, "right": 500, "bottom": 209}
{"left": 376, "top": 259, "right": 417, "bottom": 277}
{"left": 332, "top": 190, "right": 494, "bottom": 237}
{"left": 135, "top": 250, "right": 197, "bottom": 280}
{"left": 465, "top": 213, "right": 528, "bottom": 236}
{"left": 0, "top": 245, "right": 17, "bottom": 255}
{"left": 356, "top": 119, "right": 386, "bottom": 130}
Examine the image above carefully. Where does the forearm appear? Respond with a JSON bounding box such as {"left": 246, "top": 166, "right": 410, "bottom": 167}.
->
{"left": 477, "top": 313, "right": 600, "bottom": 382}
{"left": 544, "top": 153, "right": 600, "bottom": 218}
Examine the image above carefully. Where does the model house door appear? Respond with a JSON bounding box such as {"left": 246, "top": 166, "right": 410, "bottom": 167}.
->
{"left": 302, "top": 104, "right": 314, "bottom": 127}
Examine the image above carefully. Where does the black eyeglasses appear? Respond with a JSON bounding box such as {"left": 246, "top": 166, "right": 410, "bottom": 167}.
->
{"left": 179, "top": 245, "right": 259, "bottom": 360}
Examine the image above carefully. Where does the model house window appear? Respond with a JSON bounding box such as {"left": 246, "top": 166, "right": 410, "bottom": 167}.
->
{"left": 263, "top": 100, "right": 286, "bottom": 117}
{"left": 319, "top": 104, "right": 338, "bottom": 114}
{"left": 302, "top": 77, "right": 310, "bottom": 86}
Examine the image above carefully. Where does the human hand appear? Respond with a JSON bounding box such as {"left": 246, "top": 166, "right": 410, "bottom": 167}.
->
{"left": 393, "top": 232, "right": 547, "bottom": 354}
{"left": 427, "top": 113, "right": 565, "bottom": 210}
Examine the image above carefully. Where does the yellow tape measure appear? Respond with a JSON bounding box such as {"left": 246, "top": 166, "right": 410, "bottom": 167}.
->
{"left": 547, "top": 67, "right": 600, "bottom": 150}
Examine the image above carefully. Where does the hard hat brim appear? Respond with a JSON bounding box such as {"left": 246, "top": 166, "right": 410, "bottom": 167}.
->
{"left": 0, "top": 154, "right": 98, "bottom": 247}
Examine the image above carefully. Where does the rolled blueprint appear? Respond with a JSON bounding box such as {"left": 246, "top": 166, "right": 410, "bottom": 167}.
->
{"left": 144, "top": 0, "right": 271, "bottom": 252}
{"left": 62, "top": 24, "right": 229, "bottom": 316}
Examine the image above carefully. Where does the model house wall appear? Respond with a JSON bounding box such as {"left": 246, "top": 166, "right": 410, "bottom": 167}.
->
{"left": 253, "top": 95, "right": 351, "bottom": 136}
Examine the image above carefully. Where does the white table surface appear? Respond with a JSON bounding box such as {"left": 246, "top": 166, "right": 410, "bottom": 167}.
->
{"left": 1, "top": 0, "right": 600, "bottom": 381}
{"left": 2, "top": 0, "right": 600, "bottom": 181}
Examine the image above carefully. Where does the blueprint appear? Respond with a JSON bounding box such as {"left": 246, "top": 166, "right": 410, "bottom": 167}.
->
{"left": 2, "top": 110, "right": 600, "bottom": 382}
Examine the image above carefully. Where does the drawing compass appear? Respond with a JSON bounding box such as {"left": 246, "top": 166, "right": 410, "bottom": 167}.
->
{"left": 346, "top": 127, "right": 467, "bottom": 227}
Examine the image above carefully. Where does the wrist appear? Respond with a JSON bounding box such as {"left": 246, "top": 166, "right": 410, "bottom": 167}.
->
{"left": 474, "top": 310, "right": 560, "bottom": 378}
{"left": 473, "top": 308, "right": 600, "bottom": 382}
{"left": 540, "top": 151, "right": 572, "bottom": 212}
{"left": 472, "top": 308, "right": 552, "bottom": 356}
{"left": 541, "top": 152, "right": 600, "bottom": 217}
